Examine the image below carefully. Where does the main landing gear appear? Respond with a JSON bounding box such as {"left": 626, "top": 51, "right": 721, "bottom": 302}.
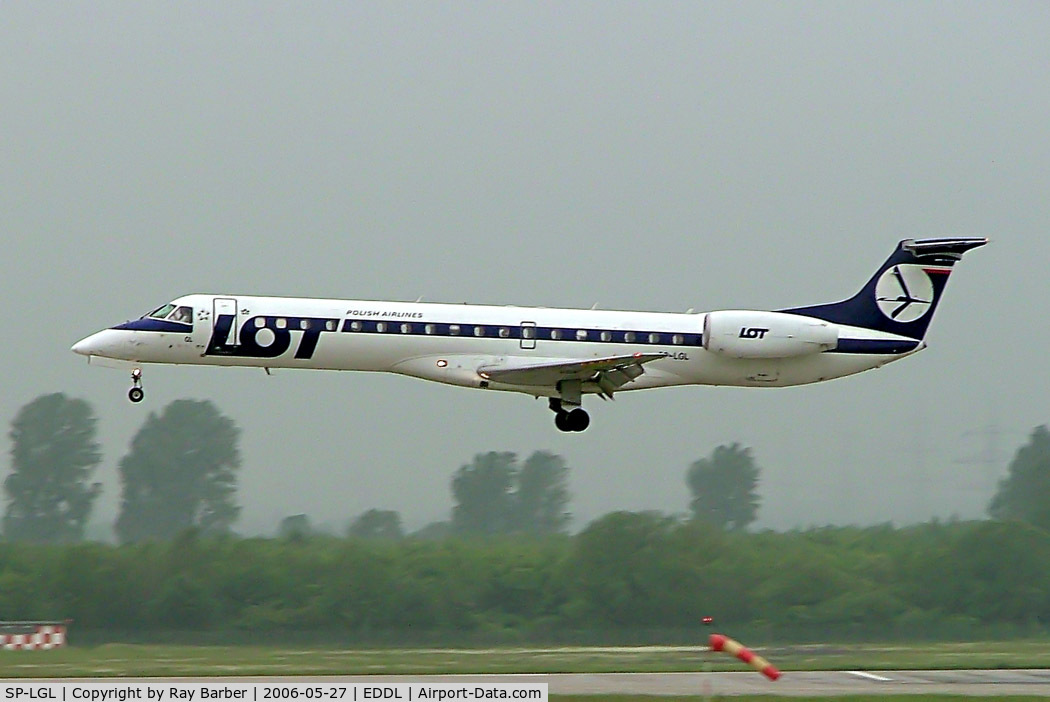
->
{"left": 128, "top": 368, "right": 144, "bottom": 403}
{"left": 550, "top": 398, "right": 590, "bottom": 432}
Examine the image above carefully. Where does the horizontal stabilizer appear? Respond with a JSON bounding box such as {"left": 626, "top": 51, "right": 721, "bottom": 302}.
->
{"left": 903, "top": 237, "right": 989, "bottom": 259}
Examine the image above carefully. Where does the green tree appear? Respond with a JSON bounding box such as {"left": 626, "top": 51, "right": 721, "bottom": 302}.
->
{"left": 516, "top": 451, "right": 570, "bottom": 534}
{"left": 451, "top": 451, "right": 572, "bottom": 535}
{"left": 989, "top": 425, "right": 1050, "bottom": 530}
{"left": 115, "top": 399, "right": 241, "bottom": 543}
{"left": 452, "top": 452, "right": 517, "bottom": 535}
{"left": 686, "top": 442, "right": 760, "bottom": 531}
{"left": 348, "top": 509, "right": 403, "bottom": 539}
{"left": 3, "top": 393, "right": 102, "bottom": 542}
{"left": 567, "top": 511, "right": 694, "bottom": 626}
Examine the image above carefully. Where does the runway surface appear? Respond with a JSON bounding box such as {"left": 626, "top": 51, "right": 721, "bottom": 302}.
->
{"left": 18, "top": 669, "right": 1050, "bottom": 696}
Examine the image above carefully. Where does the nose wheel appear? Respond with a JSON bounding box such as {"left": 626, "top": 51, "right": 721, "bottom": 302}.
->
{"left": 549, "top": 398, "right": 590, "bottom": 432}
{"left": 128, "top": 368, "right": 144, "bottom": 403}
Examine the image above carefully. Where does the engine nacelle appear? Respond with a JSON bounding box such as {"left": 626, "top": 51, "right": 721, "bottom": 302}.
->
{"left": 703, "top": 311, "right": 838, "bottom": 359}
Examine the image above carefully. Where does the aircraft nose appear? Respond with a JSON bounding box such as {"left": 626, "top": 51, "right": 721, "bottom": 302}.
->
{"left": 72, "top": 328, "right": 135, "bottom": 360}
{"left": 72, "top": 330, "right": 118, "bottom": 357}
{"left": 71, "top": 334, "right": 99, "bottom": 356}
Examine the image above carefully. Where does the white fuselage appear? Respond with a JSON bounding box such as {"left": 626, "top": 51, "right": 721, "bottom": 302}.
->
{"left": 73, "top": 293, "right": 921, "bottom": 399}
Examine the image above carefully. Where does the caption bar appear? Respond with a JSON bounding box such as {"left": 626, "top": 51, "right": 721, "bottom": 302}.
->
{"left": 0, "top": 683, "right": 547, "bottom": 702}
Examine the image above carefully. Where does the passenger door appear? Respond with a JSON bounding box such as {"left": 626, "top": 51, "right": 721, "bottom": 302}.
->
{"left": 213, "top": 297, "right": 239, "bottom": 347}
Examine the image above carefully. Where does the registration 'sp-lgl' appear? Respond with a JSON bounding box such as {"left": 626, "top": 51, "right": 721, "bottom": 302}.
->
{"left": 73, "top": 238, "right": 986, "bottom": 431}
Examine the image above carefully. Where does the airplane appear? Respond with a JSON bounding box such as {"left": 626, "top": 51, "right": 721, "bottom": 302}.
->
{"left": 72, "top": 237, "right": 986, "bottom": 432}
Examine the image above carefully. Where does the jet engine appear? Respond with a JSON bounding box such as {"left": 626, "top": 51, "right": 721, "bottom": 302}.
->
{"left": 703, "top": 311, "right": 838, "bottom": 359}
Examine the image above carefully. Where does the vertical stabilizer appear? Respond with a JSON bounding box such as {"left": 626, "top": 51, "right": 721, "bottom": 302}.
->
{"left": 781, "top": 237, "right": 988, "bottom": 340}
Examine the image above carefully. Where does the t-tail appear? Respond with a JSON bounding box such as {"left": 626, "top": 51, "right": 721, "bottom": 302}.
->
{"left": 781, "top": 237, "right": 988, "bottom": 340}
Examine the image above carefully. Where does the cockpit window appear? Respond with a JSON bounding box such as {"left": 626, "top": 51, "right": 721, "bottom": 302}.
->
{"left": 143, "top": 304, "right": 192, "bottom": 324}
{"left": 169, "top": 306, "right": 193, "bottom": 324}
{"left": 146, "top": 304, "right": 176, "bottom": 320}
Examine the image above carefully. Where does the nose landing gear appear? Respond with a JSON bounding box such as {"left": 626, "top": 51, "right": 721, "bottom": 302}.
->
{"left": 128, "top": 368, "right": 144, "bottom": 403}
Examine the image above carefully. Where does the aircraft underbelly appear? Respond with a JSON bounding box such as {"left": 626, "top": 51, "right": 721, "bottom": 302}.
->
{"left": 323, "top": 339, "right": 904, "bottom": 391}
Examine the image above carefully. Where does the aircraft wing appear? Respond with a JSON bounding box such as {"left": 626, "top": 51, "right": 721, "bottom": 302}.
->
{"left": 478, "top": 352, "right": 667, "bottom": 395}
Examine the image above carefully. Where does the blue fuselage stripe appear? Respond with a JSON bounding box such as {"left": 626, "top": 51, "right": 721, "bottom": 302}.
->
{"left": 113, "top": 319, "right": 194, "bottom": 333}
{"left": 340, "top": 319, "right": 703, "bottom": 347}
{"left": 114, "top": 317, "right": 915, "bottom": 356}
{"left": 830, "top": 338, "right": 920, "bottom": 354}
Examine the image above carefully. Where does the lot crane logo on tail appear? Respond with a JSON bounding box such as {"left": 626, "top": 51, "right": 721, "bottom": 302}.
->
{"left": 875, "top": 265, "right": 935, "bottom": 323}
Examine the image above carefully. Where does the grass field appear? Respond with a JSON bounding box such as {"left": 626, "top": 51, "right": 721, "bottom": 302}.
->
{"left": 1, "top": 640, "right": 1049, "bottom": 678}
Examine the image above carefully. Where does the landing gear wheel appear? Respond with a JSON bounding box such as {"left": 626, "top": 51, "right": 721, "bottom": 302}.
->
{"left": 128, "top": 368, "right": 144, "bottom": 403}
{"left": 555, "top": 411, "right": 572, "bottom": 432}
{"left": 567, "top": 408, "right": 590, "bottom": 432}
{"left": 554, "top": 408, "right": 590, "bottom": 432}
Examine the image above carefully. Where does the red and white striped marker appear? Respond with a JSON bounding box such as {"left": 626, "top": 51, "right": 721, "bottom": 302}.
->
{"left": 0, "top": 624, "right": 66, "bottom": 651}
{"left": 709, "top": 633, "right": 780, "bottom": 681}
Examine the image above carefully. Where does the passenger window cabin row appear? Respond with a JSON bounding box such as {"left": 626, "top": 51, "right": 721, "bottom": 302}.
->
{"left": 340, "top": 319, "right": 696, "bottom": 345}
{"left": 144, "top": 306, "right": 695, "bottom": 346}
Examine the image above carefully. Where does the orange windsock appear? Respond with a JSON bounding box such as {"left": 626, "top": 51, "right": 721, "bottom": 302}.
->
{"left": 709, "top": 633, "right": 780, "bottom": 680}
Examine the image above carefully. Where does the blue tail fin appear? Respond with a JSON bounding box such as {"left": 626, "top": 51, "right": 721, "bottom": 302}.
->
{"left": 781, "top": 237, "right": 988, "bottom": 340}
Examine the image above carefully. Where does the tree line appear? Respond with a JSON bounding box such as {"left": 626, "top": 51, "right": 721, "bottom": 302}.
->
{"left": 5, "top": 392, "right": 1050, "bottom": 641}
{"left": 7, "top": 393, "right": 1050, "bottom": 543}
{"left": 2, "top": 394, "right": 763, "bottom": 543}
{"left": 0, "top": 517, "right": 1048, "bottom": 641}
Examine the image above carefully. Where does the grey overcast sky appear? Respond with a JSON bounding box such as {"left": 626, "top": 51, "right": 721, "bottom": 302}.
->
{"left": 2, "top": 2, "right": 1048, "bottom": 536}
